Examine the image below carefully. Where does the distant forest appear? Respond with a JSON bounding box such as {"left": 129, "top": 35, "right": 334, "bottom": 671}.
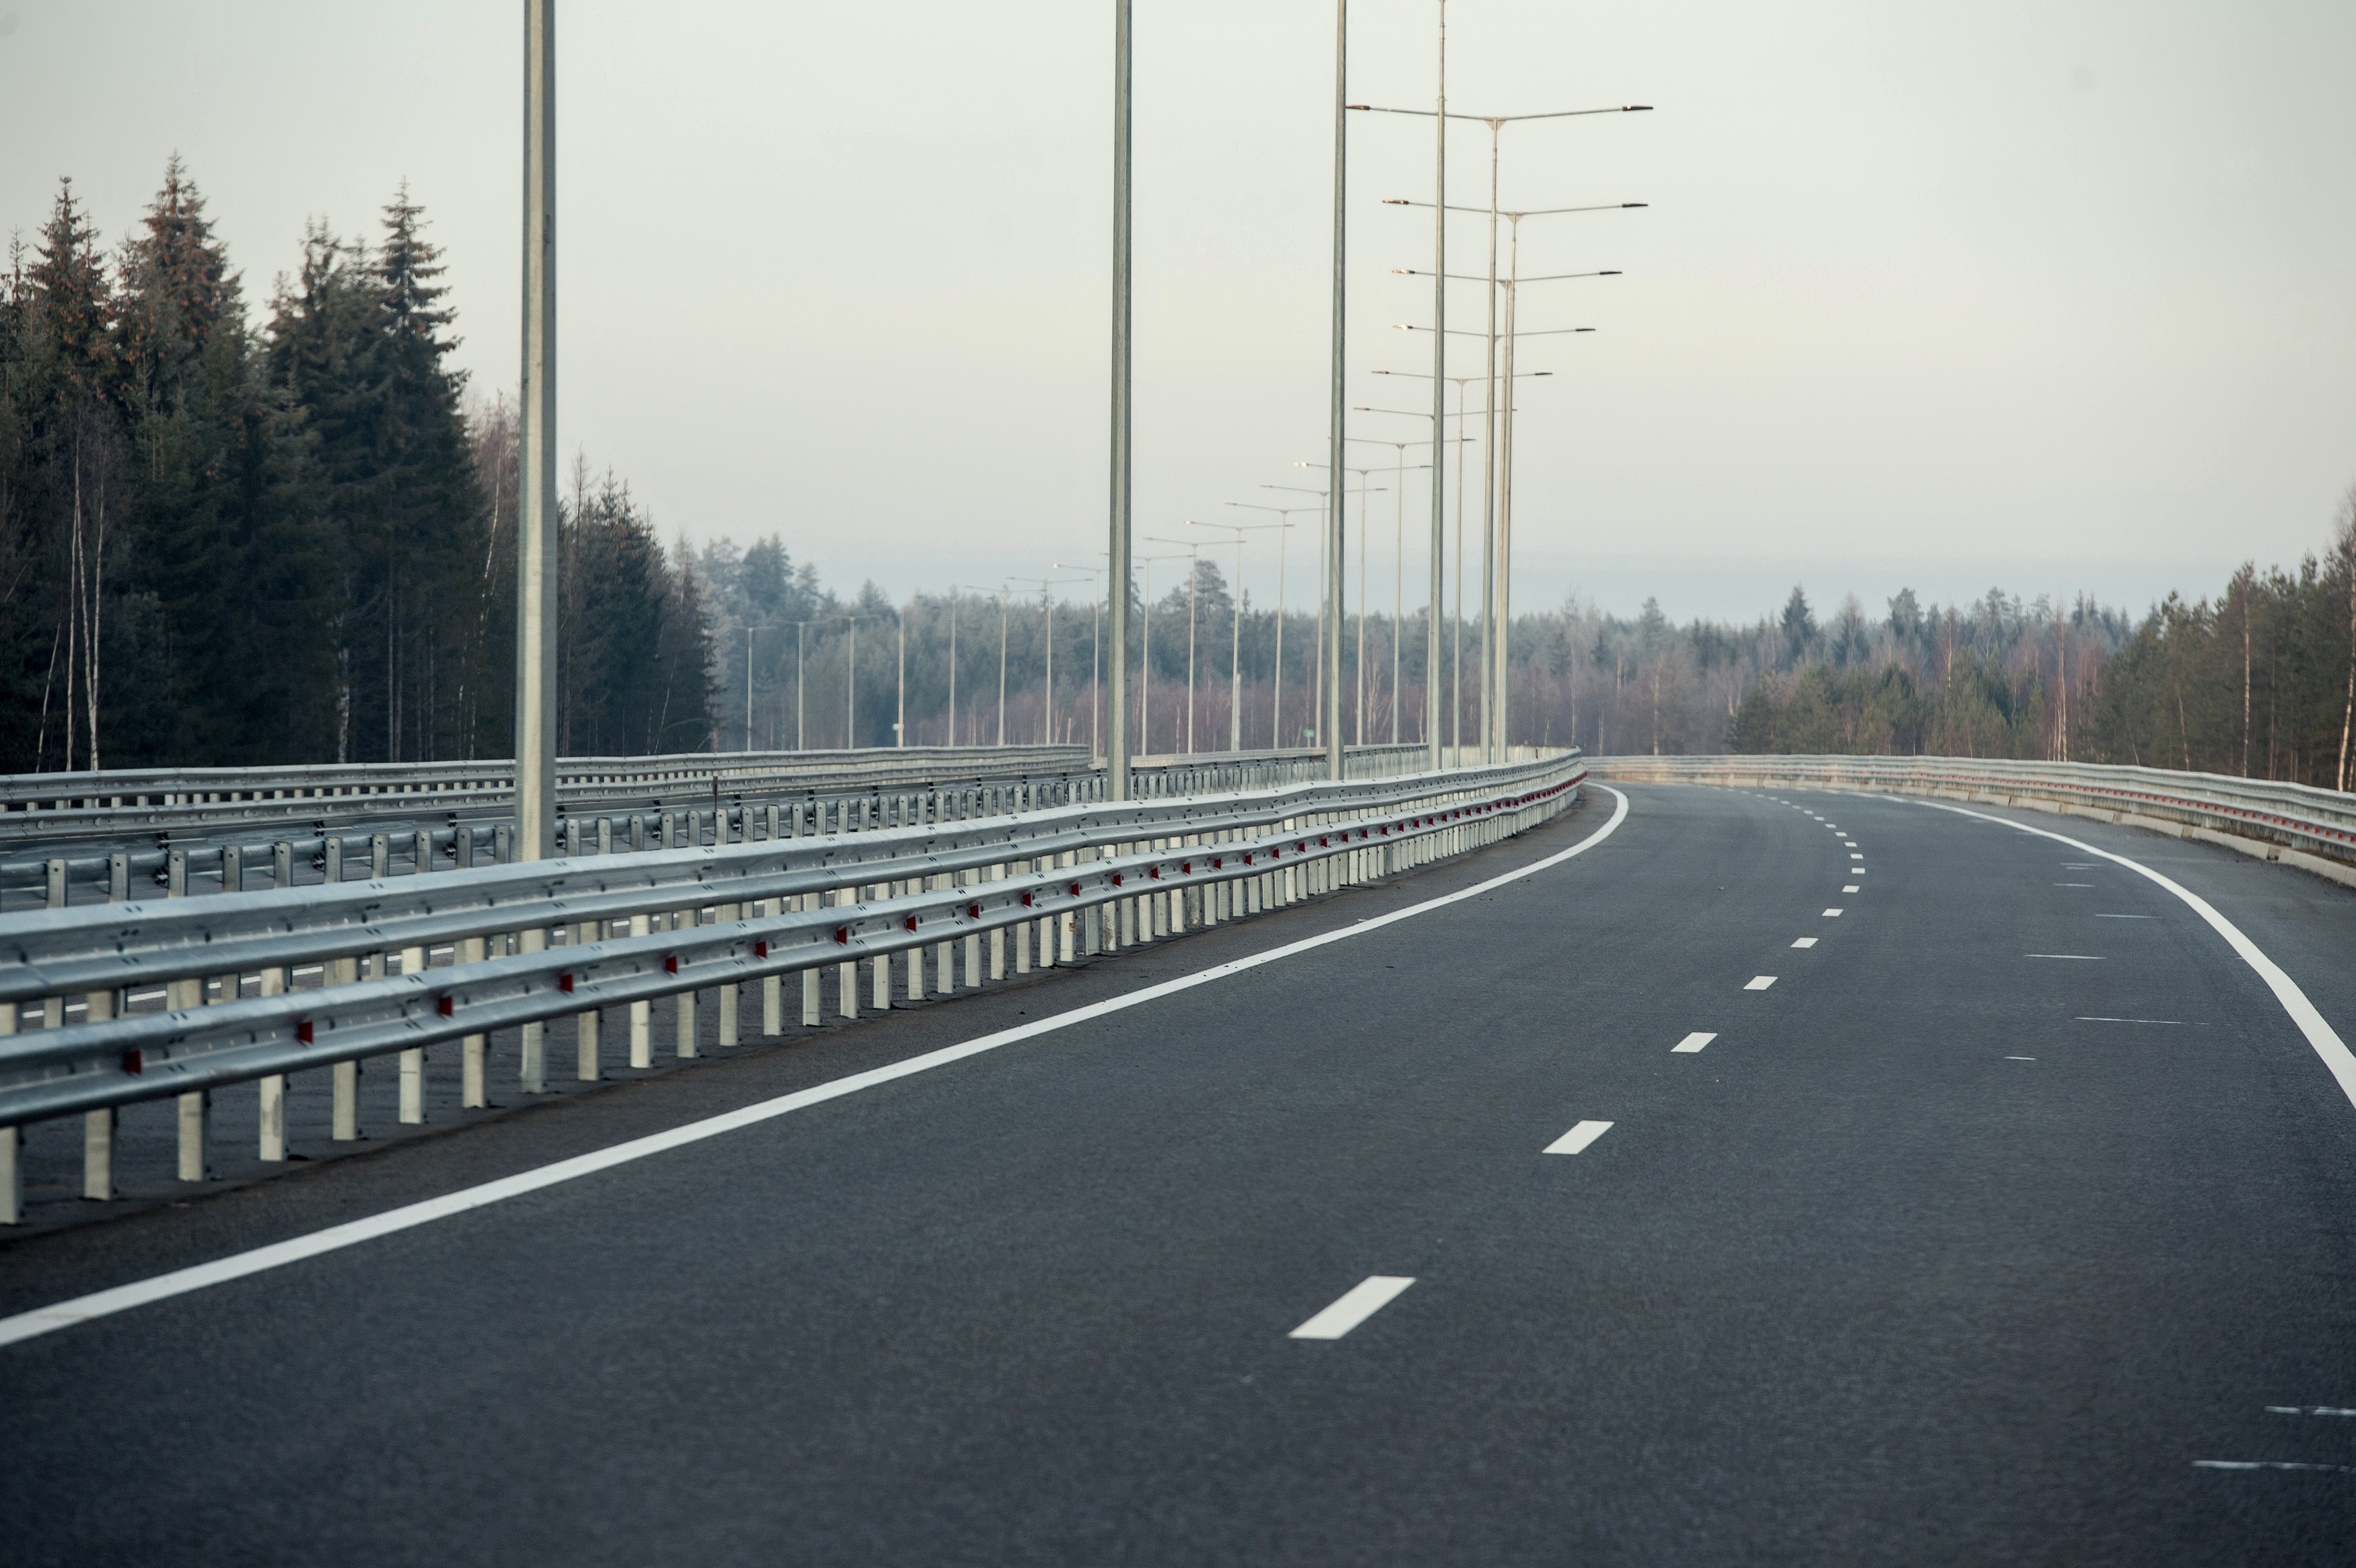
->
{"left": 7, "top": 164, "right": 2351, "bottom": 790}
{"left": 0, "top": 163, "right": 714, "bottom": 771}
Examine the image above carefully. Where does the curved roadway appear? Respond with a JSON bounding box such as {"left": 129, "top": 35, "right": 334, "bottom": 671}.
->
{"left": 1, "top": 781, "right": 2352, "bottom": 1564}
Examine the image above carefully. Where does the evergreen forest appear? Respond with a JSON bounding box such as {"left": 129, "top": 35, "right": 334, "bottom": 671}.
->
{"left": 6, "top": 164, "right": 2351, "bottom": 792}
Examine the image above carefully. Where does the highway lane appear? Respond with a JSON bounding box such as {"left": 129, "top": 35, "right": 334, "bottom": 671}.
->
{"left": 2, "top": 781, "right": 2352, "bottom": 1564}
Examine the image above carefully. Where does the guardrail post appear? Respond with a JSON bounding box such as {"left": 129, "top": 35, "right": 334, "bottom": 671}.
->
{"left": 396, "top": 937, "right": 429, "bottom": 1124}
{"left": 520, "top": 923, "right": 550, "bottom": 1088}
{"left": 462, "top": 932, "right": 492, "bottom": 1100}
{"left": 835, "top": 890, "right": 858, "bottom": 1019}
{"left": 575, "top": 915, "right": 601, "bottom": 1079}
{"left": 628, "top": 914, "right": 654, "bottom": 1065}
{"left": 0, "top": 997, "right": 15, "bottom": 1220}
{"left": 83, "top": 1105, "right": 115, "bottom": 1201}
{"left": 988, "top": 864, "right": 1007, "bottom": 980}
{"left": 800, "top": 896, "right": 821, "bottom": 1026}
{"left": 718, "top": 902, "right": 741, "bottom": 1047}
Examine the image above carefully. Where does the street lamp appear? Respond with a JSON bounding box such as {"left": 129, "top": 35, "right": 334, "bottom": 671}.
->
{"left": 1360, "top": 94, "right": 1652, "bottom": 754}
{"left": 1199, "top": 513, "right": 1292, "bottom": 752}
{"left": 1344, "top": 437, "right": 1445, "bottom": 744}
{"left": 1222, "top": 504, "right": 1317, "bottom": 748}
{"left": 957, "top": 585, "right": 1013, "bottom": 746}
{"left": 1052, "top": 560, "right": 1105, "bottom": 760}
{"left": 1009, "top": 575, "right": 1092, "bottom": 746}
{"left": 1132, "top": 552, "right": 1187, "bottom": 756}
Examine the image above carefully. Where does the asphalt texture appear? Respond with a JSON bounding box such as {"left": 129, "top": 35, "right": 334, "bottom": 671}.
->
{"left": 2, "top": 781, "right": 2353, "bottom": 1565}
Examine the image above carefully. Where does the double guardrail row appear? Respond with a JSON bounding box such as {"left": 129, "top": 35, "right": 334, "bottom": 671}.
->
{"left": 1589, "top": 754, "right": 2356, "bottom": 884}
{"left": 0, "top": 749, "right": 1586, "bottom": 1223}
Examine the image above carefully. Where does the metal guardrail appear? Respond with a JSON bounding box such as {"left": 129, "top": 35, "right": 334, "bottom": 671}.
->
{"left": 0, "top": 751, "right": 1585, "bottom": 1221}
{"left": 0, "top": 743, "right": 1450, "bottom": 908}
{"left": 1588, "top": 754, "right": 2356, "bottom": 876}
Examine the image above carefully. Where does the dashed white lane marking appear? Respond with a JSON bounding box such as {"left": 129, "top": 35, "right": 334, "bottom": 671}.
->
{"left": 1921, "top": 798, "right": 2356, "bottom": 1114}
{"left": 2027, "top": 954, "right": 2104, "bottom": 960}
{"left": 2096, "top": 913, "right": 2155, "bottom": 919}
{"left": 1842, "top": 841, "right": 1857, "bottom": 847}
{"left": 1848, "top": 853, "right": 1863, "bottom": 860}
{"left": 1791, "top": 937, "right": 1817, "bottom": 948}
{"left": 2054, "top": 882, "right": 2095, "bottom": 887}
{"left": 2192, "top": 1460, "right": 2356, "bottom": 1474}
{"left": 1544, "top": 1120, "right": 1614, "bottom": 1155}
{"left": 2075, "top": 1016, "right": 2190, "bottom": 1025}
{"left": 1745, "top": 975, "right": 1778, "bottom": 991}
{"left": 1842, "top": 885, "right": 1860, "bottom": 893}
{"left": 1672, "top": 1032, "right": 1717, "bottom": 1053}
{"left": 1290, "top": 1276, "right": 1416, "bottom": 1340}
{"left": 2268, "top": 1406, "right": 2356, "bottom": 1417}
{"left": 0, "top": 791, "right": 1639, "bottom": 1353}
{"left": 2005, "top": 1055, "right": 2036, "bottom": 1061}
{"left": 1823, "top": 908, "right": 1844, "bottom": 917}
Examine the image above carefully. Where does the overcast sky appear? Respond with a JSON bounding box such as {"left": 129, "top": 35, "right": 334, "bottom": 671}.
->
{"left": 3, "top": 1, "right": 2350, "bottom": 622}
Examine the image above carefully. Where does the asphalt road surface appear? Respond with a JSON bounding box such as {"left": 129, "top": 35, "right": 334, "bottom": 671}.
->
{"left": 3, "top": 781, "right": 2352, "bottom": 1565}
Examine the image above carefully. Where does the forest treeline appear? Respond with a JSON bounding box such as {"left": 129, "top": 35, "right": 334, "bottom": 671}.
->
{"left": 9, "top": 166, "right": 2351, "bottom": 791}
{"left": 0, "top": 163, "right": 712, "bottom": 771}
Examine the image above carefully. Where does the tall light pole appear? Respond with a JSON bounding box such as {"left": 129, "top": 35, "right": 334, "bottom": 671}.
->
{"left": 515, "top": 0, "right": 557, "bottom": 860}
{"left": 1053, "top": 561, "right": 1104, "bottom": 759}
{"left": 1147, "top": 536, "right": 1205, "bottom": 753}
{"left": 1132, "top": 552, "right": 1185, "bottom": 755}
{"left": 1107, "top": 0, "right": 1134, "bottom": 799}
{"left": 1325, "top": 0, "right": 1348, "bottom": 779}
{"left": 1193, "top": 516, "right": 1285, "bottom": 753}
{"left": 1356, "top": 102, "right": 1651, "bottom": 754}
{"left": 1426, "top": 0, "right": 1446, "bottom": 770}
{"left": 1012, "top": 575, "right": 1090, "bottom": 745}
{"left": 1267, "top": 477, "right": 1381, "bottom": 749}
{"left": 1396, "top": 292, "right": 1616, "bottom": 753}
{"left": 1221, "top": 505, "right": 1313, "bottom": 748}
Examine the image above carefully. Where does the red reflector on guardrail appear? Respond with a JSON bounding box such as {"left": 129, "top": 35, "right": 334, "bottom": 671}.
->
{"left": 436, "top": 994, "right": 455, "bottom": 1017}
{"left": 967, "top": 902, "right": 981, "bottom": 919}
{"left": 297, "top": 1020, "right": 314, "bottom": 1044}
{"left": 1068, "top": 881, "right": 1081, "bottom": 896}
{"left": 559, "top": 972, "right": 575, "bottom": 993}
{"left": 662, "top": 955, "right": 679, "bottom": 975}
{"left": 753, "top": 940, "right": 769, "bottom": 958}
{"left": 120, "top": 1048, "right": 142, "bottom": 1075}
{"left": 833, "top": 927, "right": 849, "bottom": 944}
{"left": 903, "top": 915, "right": 918, "bottom": 932}
{"left": 1111, "top": 873, "right": 1125, "bottom": 888}
{"left": 1020, "top": 892, "right": 1034, "bottom": 907}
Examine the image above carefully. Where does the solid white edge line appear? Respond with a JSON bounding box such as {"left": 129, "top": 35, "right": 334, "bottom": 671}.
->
{"left": 0, "top": 787, "right": 1636, "bottom": 1351}
{"left": 1918, "top": 799, "right": 2356, "bottom": 1114}
{"left": 1543, "top": 1119, "right": 1614, "bottom": 1155}
{"left": 1288, "top": 1275, "right": 1417, "bottom": 1340}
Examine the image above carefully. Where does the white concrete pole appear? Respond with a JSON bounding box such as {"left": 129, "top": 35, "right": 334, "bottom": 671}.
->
{"left": 1325, "top": 0, "right": 1348, "bottom": 781}
{"left": 516, "top": 0, "right": 558, "bottom": 860}
{"left": 1107, "top": 0, "right": 1134, "bottom": 800}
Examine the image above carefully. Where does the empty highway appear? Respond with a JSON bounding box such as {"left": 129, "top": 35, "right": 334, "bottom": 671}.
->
{"left": 3, "top": 781, "right": 2352, "bottom": 1565}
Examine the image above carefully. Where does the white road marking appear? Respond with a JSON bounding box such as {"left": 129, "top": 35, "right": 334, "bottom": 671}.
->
{"left": 1289, "top": 1275, "right": 1416, "bottom": 1340}
{"left": 1745, "top": 975, "right": 1777, "bottom": 991}
{"left": 1823, "top": 908, "right": 1843, "bottom": 917}
{"left": 2075, "top": 1016, "right": 2190, "bottom": 1025}
{"left": 2193, "top": 1460, "right": 2356, "bottom": 1474}
{"left": 2026, "top": 954, "right": 2104, "bottom": 960}
{"left": 1842, "top": 885, "right": 1860, "bottom": 893}
{"left": 0, "top": 789, "right": 1638, "bottom": 1352}
{"left": 1848, "top": 853, "right": 1863, "bottom": 860}
{"left": 2005, "top": 1055, "right": 2036, "bottom": 1061}
{"left": 1920, "top": 799, "right": 2356, "bottom": 1114}
{"left": 1791, "top": 937, "right": 1817, "bottom": 948}
{"left": 1671, "top": 1032, "right": 1717, "bottom": 1053}
{"left": 2268, "top": 1406, "right": 2356, "bottom": 1417}
{"left": 1544, "top": 1120, "right": 1614, "bottom": 1155}
{"left": 2053, "top": 883, "right": 2095, "bottom": 888}
{"left": 2096, "top": 913, "right": 2155, "bottom": 919}
{"left": 1842, "top": 841, "right": 1857, "bottom": 847}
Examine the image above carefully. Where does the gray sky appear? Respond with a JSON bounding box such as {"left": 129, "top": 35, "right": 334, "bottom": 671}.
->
{"left": 4, "top": 1, "right": 2350, "bottom": 622}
